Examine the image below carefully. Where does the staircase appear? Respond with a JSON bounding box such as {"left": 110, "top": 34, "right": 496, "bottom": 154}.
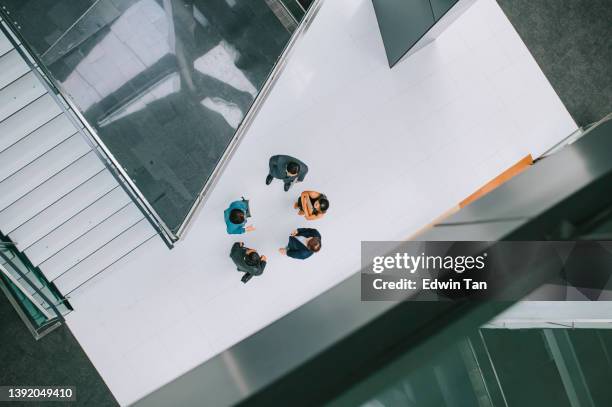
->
{"left": 0, "top": 21, "right": 160, "bottom": 309}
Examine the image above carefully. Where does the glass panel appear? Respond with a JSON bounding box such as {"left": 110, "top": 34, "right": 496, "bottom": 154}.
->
{"left": 567, "top": 330, "right": 612, "bottom": 406}
{"left": 0, "top": 272, "right": 49, "bottom": 327}
{"left": 341, "top": 329, "right": 612, "bottom": 407}
{"left": 281, "top": 0, "right": 305, "bottom": 20}
{"left": 0, "top": 234, "right": 66, "bottom": 320}
{"left": 481, "top": 330, "right": 572, "bottom": 407}
{"left": 430, "top": 0, "right": 459, "bottom": 20}
{"left": 1, "top": 0, "right": 293, "bottom": 232}
{"left": 358, "top": 338, "right": 491, "bottom": 407}
{"left": 371, "top": 0, "right": 436, "bottom": 66}
{"left": 298, "top": 0, "right": 314, "bottom": 9}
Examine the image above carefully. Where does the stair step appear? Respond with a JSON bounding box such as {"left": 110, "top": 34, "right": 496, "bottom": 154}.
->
{"left": 0, "top": 49, "right": 29, "bottom": 90}
{"left": 0, "top": 151, "right": 104, "bottom": 232}
{"left": 0, "top": 114, "right": 77, "bottom": 182}
{"left": 0, "top": 134, "right": 92, "bottom": 211}
{"left": 0, "top": 29, "right": 13, "bottom": 56}
{"left": 0, "top": 71, "right": 47, "bottom": 121}
{"left": 0, "top": 94, "right": 61, "bottom": 152}
{"left": 39, "top": 205, "right": 145, "bottom": 281}
{"left": 9, "top": 172, "right": 118, "bottom": 250}
{"left": 54, "top": 219, "right": 156, "bottom": 294}
{"left": 25, "top": 188, "right": 132, "bottom": 266}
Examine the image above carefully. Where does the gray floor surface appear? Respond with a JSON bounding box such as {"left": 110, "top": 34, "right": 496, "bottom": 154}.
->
{"left": 0, "top": 294, "right": 118, "bottom": 407}
{"left": 497, "top": 0, "right": 612, "bottom": 127}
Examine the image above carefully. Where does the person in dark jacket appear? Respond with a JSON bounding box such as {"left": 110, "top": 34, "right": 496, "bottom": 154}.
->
{"left": 279, "top": 228, "right": 321, "bottom": 260}
{"left": 230, "top": 242, "right": 267, "bottom": 283}
{"left": 265, "top": 155, "right": 309, "bottom": 192}
{"left": 224, "top": 197, "right": 254, "bottom": 234}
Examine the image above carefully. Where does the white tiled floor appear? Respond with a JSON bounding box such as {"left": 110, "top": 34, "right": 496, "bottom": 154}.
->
{"left": 64, "top": 0, "right": 577, "bottom": 404}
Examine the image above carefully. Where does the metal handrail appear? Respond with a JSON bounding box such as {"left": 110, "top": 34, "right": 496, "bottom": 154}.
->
{"left": 273, "top": 1, "right": 297, "bottom": 26}
{"left": 276, "top": 0, "right": 302, "bottom": 24}
{"left": 175, "top": 0, "right": 323, "bottom": 237}
{"left": 294, "top": 0, "right": 308, "bottom": 13}
{"left": 0, "top": 249, "right": 63, "bottom": 323}
{"left": 539, "top": 112, "right": 612, "bottom": 160}
{"left": 0, "top": 263, "right": 54, "bottom": 319}
{"left": 0, "top": 14, "right": 177, "bottom": 247}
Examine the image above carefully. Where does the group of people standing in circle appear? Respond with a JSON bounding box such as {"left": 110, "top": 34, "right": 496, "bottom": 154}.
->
{"left": 225, "top": 154, "right": 329, "bottom": 284}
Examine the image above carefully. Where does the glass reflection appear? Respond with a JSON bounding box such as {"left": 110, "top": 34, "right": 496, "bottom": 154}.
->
{"left": 2, "top": 0, "right": 295, "bottom": 231}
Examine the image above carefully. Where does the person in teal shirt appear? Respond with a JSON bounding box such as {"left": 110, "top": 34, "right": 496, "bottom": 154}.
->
{"left": 224, "top": 198, "right": 255, "bottom": 234}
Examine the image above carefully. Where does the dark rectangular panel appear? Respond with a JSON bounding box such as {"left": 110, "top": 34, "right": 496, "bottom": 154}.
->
{"left": 372, "top": 0, "right": 435, "bottom": 66}
{"left": 430, "top": 0, "right": 459, "bottom": 20}
{"left": 482, "top": 330, "right": 572, "bottom": 407}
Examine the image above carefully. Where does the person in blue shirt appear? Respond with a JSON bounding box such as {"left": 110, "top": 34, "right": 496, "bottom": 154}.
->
{"left": 279, "top": 228, "right": 321, "bottom": 260}
{"left": 224, "top": 198, "right": 255, "bottom": 235}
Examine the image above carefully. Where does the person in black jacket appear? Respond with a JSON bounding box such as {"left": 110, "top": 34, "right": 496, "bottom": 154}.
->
{"left": 265, "top": 155, "right": 309, "bottom": 192}
{"left": 279, "top": 228, "right": 321, "bottom": 260}
{"left": 230, "top": 242, "right": 267, "bottom": 283}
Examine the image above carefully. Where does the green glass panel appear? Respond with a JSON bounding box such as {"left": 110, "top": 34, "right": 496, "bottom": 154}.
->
{"left": 343, "top": 338, "right": 490, "bottom": 407}
{"left": 0, "top": 272, "right": 48, "bottom": 327}
{"left": 334, "top": 329, "right": 612, "bottom": 407}
{"left": 481, "top": 330, "right": 572, "bottom": 407}
{"left": 567, "top": 330, "right": 612, "bottom": 406}
{"left": 0, "top": 236, "right": 67, "bottom": 325}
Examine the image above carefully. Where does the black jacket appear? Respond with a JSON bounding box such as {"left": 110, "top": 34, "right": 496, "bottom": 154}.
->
{"left": 286, "top": 228, "right": 321, "bottom": 260}
{"left": 230, "top": 243, "right": 266, "bottom": 281}
{"left": 269, "top": 155, "right": 308, "bottom": 183}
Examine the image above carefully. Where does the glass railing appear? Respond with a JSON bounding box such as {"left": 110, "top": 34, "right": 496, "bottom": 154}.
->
{"left": 280, "top": 0, "right": 310, "bottom": 22}
{"left": 335, "top": 328, "right": 612, "bottom": 407}
{"left": 0, "top": 235, "right": 70, "bottom": 339}
{"left": 336, "top": 332, "right": 496, "bottom": 407}
{"left": 0, "top": 0, "right": 321, "bottom": 238}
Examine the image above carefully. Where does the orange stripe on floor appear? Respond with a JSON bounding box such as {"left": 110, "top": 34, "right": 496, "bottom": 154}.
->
{"left": 459, "top": 154, "right": 533, "bottom": 208}
{"left": 408, "top": 155, "right": 534, "bottom": 240}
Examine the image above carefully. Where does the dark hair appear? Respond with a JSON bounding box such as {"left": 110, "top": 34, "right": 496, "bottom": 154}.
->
{"left": 317, "top": 197, "right": 329, "bottom": 212}
{"left": 307, "top": 237, "right": 321, "bottom": 253}
{"left": 286, "top": 161, "right": 300, "bottom": 176}
{"left": 229, "top": 208, "right": 245, "bottom": 224}
{"left": 245, "top": 251, "right": 260, "bottom": 266}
